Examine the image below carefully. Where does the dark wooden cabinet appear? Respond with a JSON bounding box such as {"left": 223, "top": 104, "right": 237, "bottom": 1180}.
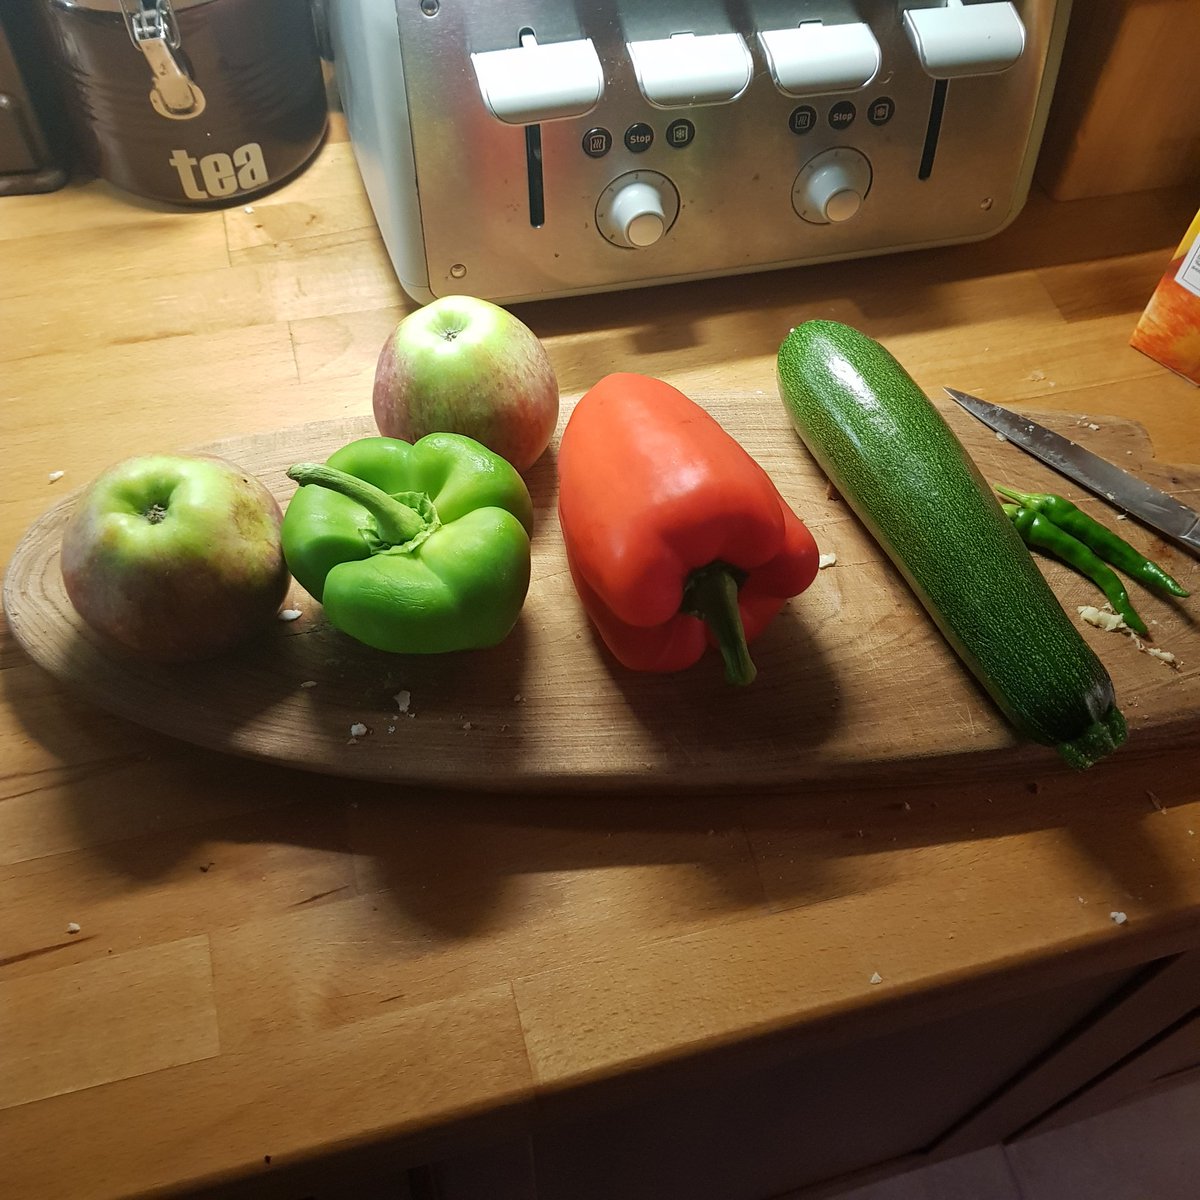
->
{"left": 418, "top": 956, "right": 1200, "bottom": 1200}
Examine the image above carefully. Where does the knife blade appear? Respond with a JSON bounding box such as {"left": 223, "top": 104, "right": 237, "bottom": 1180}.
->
{"left": 944, "top": 386, "right": 1200, "bottom": 558}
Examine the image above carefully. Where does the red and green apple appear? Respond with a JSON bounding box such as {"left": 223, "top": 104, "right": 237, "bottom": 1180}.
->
{"left": 372, "top": 295, "right": 560, "bottom": 473}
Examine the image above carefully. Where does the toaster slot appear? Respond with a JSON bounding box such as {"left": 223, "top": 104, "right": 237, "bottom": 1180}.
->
{"left": 525, "top": 122, "right": 545, "bottom": 228}
{"left": 918, "top": 79, "right": 948, "bottom": 180}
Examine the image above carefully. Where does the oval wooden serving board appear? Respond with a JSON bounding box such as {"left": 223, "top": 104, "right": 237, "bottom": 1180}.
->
{"left": 6, "top": 397, "right": 1200, "bottom": 792}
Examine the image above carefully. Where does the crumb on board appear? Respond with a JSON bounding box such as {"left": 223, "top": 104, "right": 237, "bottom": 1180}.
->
{"left": 1087, "top": 422, "right": 1100, "bottom": 431}
{"left": 1029, "top": 370, "right": 1046, "bottom": 381}
{"left": 66, "top": 922, "right": 81, "bottom": 934}
{"left": 394, "top": 690, "right": 411, "bottom": 713}
{"left": 1110, "top": 911, "right": 1128, "bottom": 926}
{"left": 300, "top": 680, "right": 317, "bottom": 688}
{"left": 1078, "top": 605, "right": 1126, "bottom": 633}
{"left": 48, "top": 470, "right": 65, "bottom": 483}
{"left": 869, "top": 972, "right": 883, "bottom": 985}
{"left": 387, "top": 724, "right": 396, "bottom": 734}
{"left": 349, "top": 722, "right": 368, "bottom": 738}
{"left": 1148, "top": 791, "right": 1167, "bottom": 814}
{"left": 818, "top": 552, "right": 837, "bottom": 569}
{"left": 513, "top": 693, "right": 523, "bottom": 703}
{"left": 278, "top": 609, "right": 302, "bottom": 622}
{"left": 1077, "top": 605, "right": 1182, "bottom": 668}
{"left": 995, "top": 432, "right": 1008, "bottom": 442}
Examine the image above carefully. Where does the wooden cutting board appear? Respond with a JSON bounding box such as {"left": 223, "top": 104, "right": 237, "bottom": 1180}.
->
{"left": 5, "top": 396, "right": 1200, "bottom": 791}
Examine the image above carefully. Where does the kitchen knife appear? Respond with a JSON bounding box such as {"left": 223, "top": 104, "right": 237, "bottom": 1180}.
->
{"left": 945, "top": 386, "right": 1200, "bottom": 558}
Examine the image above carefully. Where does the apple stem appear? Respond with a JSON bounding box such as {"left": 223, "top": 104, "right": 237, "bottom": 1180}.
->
{"left": 287, "top": 463, "right": 433, "bottom": 547}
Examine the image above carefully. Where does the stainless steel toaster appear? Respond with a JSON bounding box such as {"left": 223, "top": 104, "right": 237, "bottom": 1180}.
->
{"left": 329, "top": 1, "right": 1073, "bottom": 305}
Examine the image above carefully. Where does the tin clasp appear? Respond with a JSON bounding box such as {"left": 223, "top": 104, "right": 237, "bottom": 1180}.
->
{"left": 122, "top": 0, "right": 207, "bottom": 119}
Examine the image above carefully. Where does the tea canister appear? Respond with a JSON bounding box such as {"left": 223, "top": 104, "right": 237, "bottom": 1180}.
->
{"left": 41, "top": 0, "right": 328, "bottom": 206}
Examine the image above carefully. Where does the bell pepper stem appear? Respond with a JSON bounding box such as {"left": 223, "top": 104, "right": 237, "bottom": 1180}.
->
{"left": 288, "top": 462, "right": 430, "bottom": 546}
{"left": 682, "top": 562, "right": 757, "bottom": 686}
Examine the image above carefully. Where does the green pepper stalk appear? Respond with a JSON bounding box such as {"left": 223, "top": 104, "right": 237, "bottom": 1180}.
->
{"left": 1001, "top": 502, "right": 1149, "bottom": 635}
{"left": 995, "top": 485, "right": 1189, "bottom": 598}
{"left": 282, "top": 434, "right": 533, "bottom": 655}
{"left": 287, "top": 463, "right": 438, "bottom": 549}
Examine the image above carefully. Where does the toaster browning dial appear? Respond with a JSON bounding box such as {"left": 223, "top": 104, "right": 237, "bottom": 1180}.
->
{"left": 595, "top": 170, "right": 680, "bottom": 248}
{"left": 793, "top": 147, "right": 873, "bottom": 224}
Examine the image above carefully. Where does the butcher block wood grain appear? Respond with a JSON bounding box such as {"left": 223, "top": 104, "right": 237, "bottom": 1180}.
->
{"left": 7, "top": 106, "right": 1200, "bottom": 1200}
{"left": 6, "top": 401, "right": 1199, "bottom": 791}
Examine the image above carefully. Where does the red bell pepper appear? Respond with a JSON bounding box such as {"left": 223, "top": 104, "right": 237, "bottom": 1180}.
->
{"left": 557, "top": 373, "right": 820, "bottom": 684}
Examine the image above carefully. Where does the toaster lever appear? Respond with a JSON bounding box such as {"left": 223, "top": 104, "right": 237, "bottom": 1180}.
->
{"left": 758, "top": 21, "right": 881, "bottom": 97}
{"left": 471, "top": 33, "right": 603, "bottom": 125}
{"left": 902, "top": 1, "right": 1026, "bottom": 78}
{"left": 626, "top": 32, "right": 752, "bottom": 108}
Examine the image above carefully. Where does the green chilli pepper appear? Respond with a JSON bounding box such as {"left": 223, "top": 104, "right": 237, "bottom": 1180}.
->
{"left": 995, "top": 485, "right": 1189, "bottom": 598}
{"left": 282, "top": 434, "right": 533, "bottom": 654}
{"left": 1000, "top": 502, "right": 1148, "bottom": 635}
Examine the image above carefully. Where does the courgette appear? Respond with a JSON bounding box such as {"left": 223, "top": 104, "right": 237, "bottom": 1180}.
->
{"left": 776, "top": 319, "right": 1126, "bottom": 769}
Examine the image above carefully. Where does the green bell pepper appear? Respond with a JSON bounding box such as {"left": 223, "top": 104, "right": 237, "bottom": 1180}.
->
{"left": 282, "top": 434, "right": 533, "bottom": 654}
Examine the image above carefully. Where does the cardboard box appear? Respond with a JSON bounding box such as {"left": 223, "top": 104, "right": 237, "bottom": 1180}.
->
{"left": 1131, "top": 208, "right": 1200, "bottom": 386}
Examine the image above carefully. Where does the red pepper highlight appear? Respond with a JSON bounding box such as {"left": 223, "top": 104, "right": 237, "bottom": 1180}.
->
{"left": 557, "top": 373, "right": 821, "bottom": 684}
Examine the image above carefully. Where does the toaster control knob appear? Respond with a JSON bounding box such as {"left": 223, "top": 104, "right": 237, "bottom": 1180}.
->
{"left": 596, "top": 171, "right": 680, "bottom": 248}
{"left": 793, "top": 147, "right": 873, "bottom": 224}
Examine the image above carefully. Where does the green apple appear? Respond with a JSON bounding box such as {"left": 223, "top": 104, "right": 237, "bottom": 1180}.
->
{"left": 373, "top": 295, "right": 560, "bottom": 473}
{"left": 60, "top": 454, "right": 290, "bottom": 662}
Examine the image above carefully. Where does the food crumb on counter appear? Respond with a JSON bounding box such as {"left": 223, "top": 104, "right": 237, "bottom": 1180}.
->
{"left": 869, "top": 972, "right": 883, "bottom": 985}
{"left": 66, "top": 921, "right": 81, "bottom": 934}
{"left": 513, "top": 693, "right": 523, "bottom": 703}
{"left": 349, "top": 722, "right": 368, "bottom": 738}
{"left": 300, "top": 680, "right": 317, "bottom": 688}
{"left": 48, "top": 470, "right": 64, "bottom": 483}
{"left": 1029, "top": 369, "right": 1046, "bottom": 381}
{"left": 995, "top": 432, "right": 1008, "bottom": 442}
{"left": 387, "top": 724, "right": 396, "bottom": 734}
{"left": 394, "top": 689, "right": 411, "bottom": 713}
{"left": 278, "top": 609, "right": 302, "bottom": 622}
{"left": 818, "top": 552, "right": 837, "bottom": 569}
{"left": 1110, "top": 911, "right": 1129, "bottom": 925}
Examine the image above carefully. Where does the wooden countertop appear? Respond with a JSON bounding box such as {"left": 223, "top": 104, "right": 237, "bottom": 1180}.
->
{"left": 4, "top": 117, "right": 1200, "bottom": 1198}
